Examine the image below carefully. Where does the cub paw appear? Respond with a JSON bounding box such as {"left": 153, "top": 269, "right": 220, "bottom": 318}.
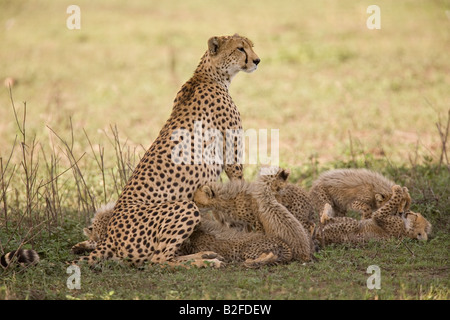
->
{"left": 319, "top": 203, "right": 334, "bottom": 225}
{"left": 391, "top": 185, "right": 403, "bottom": 194}
{"left": 200, "top": 251, "right": 224, "bottom": 261}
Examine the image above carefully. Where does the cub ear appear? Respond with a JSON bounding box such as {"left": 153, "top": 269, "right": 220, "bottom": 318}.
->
{"left": 202, "top": 185, "right": 215, "bottom": 199}
{"left": 83, "top": 227, "right": 93, "bottom": 237}
{"left": 406, "top": 212, "right": 418, "bottom": 222}
{"left": 277, "top": 168, "right": 290, "bottom": 181}
{"left": 208, "top": 37, "right": 221, "bottom": 56}
{"left": 402, "top": 212, "right": 417, "bottom": 230}
{"left": 425, "top": 220, "right": 432, "bottom": 235}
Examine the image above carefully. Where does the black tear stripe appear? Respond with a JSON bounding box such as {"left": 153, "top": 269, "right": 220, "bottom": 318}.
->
{"left": 234, "top": 48, "right": 248, "bottom": 65}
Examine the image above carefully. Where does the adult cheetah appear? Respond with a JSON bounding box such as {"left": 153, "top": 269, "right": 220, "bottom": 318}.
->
{"left": 75, "top": 34, "right": 260, "bottom": 267}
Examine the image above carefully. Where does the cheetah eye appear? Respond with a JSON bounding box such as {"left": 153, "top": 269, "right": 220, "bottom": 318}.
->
{"left": 237, "top": 47, "right": 245, "bottom": 52}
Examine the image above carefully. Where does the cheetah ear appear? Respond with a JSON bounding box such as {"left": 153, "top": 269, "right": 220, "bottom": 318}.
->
{"left": 425, "top": 220, "right": 432, "bottom": 235}
{"left": 277, "top": 168, "right": 290, "bottom": 181}
{"left": 402, "top": 212, "right": 417, "bottom": 230}
{"left": 83, "top": 227, "right": 93, "bottom": 237}
{"left": 375, "top": 193, "right": 385, "bottom": 202}
{"left": 202, "top": 186, "right": 215, "bottom": 199}
{"left": 208, "top": 37, "right": 221, "bottom": 56}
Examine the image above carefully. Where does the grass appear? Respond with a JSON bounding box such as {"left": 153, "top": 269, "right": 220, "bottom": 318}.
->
{"left": 2, "top": 227, "right": 449, "bottom": 300}
{"left": 1, "top": 160, "right": 448, "bottom": 300}
{"left": 0, "top": 0, "right": 449, "bottom": 300}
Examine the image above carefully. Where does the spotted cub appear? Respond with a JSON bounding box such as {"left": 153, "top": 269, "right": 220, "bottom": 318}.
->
{"left": 179, "top": 218, "right": 293, "bottom": 268}
{"left": 310, "top": 168, "right": 411, "bottom": 219}
{"left": 194, "top": 167, "right": 314, "bottom": 262}
{"left": 194, "top": 170, "right": 316, "bottom": 234}
{"left": 317, "top": 185, "right": 432, "bottom": 245}
{"left": 71, "top": 202, "right": 115, "bottom": 254}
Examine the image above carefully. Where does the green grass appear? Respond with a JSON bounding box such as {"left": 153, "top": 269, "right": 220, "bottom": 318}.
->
{"left": 4, "top": 236, "right": 449, "bottom": 300}
{"left": 1, "top": 163, "right": 449, "bottom": 300}
{"left": 0, "top": 0, "right": 449, "bottom": 300}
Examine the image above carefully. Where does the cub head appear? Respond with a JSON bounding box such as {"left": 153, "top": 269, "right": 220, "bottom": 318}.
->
{"left": 402, "top": 211, "right": 432, "bottom": 241}
{"left": 374, "top": 193, "right": 390, "bottom": 209}
{"left": 193, "top": 185, "right": 216, "bottom": 207}
{"left": 207, "top": 34, "right": 260, "bottom": 78}
{"left": 83, "top": 226, "right": 93, "bottom": 239}
{"left": 258, "top": 166, "right": 290, "bottom": 193}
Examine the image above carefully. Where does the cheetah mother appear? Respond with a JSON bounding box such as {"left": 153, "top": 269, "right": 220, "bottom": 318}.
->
{"left": 77, "top": 34, "right": 260, "bottom": 267}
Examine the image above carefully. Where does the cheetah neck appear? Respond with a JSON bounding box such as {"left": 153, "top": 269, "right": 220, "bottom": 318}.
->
{"left": 193, "top": 52, "right": 235, "bottom": 90}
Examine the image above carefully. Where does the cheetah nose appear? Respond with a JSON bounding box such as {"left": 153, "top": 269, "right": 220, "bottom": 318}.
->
{"left": 253, "top": 58, "right": 260, "bottom": 66}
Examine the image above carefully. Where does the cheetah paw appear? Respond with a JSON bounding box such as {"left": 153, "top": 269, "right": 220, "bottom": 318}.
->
{"left": 244, "top": 252, "right": 278, "bottom": 268}
{"left": 200, "top": 251, "right": 224, "bottom": 261}
{"left": 190, "top": 258, "right": 226, "bottom": 269}
{"left": 320, "top": 203, "right": 334, "bottom": 225}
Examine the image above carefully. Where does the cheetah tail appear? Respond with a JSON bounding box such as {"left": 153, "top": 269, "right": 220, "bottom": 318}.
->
{"left": 1, "top": 249, "right": 40, "bottom": 269}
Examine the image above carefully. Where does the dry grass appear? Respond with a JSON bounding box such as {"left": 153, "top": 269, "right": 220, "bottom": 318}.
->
{"left": 1, "top": 0, "right": 449, "bottom": 165}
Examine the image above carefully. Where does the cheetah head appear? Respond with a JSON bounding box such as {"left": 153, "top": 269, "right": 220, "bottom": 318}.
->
{"left": 208, "top": 34, "right": 260, "bottom": 78}
{"left": 402, "top": 210, "right": 432, "bottom": 241}
{"left": 83, "top": 226, "right": 93, "bottom": 238}
{"left": 258, "top": 166, "right": 290, "bottom": 193}
{"left": 193, "top": 185, "right": 215, "bottom": 207}
{"left": 375, "top": 193, "right": 390, "bottom": 209}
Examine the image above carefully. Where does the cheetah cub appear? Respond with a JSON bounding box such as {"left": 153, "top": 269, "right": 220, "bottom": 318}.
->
{"left": 317, "top": 185, "right": 432, "bottom": 245}
{"left": 310, "top": 168, "right": 411, "bottom": 219}
{"left": 179, "top": 217, "right": 293, "bottom": 268}
{"left": 194, "top": 170, "right": 316, "bottom": 234}
{"left": 194, "top": 167, "right": 314, "bottom": 262}
{"left": 71, "top": 202, "right": 115, "bottom": 254}
{"left": 252, "top": 167, "right": 313, "bottom": 262}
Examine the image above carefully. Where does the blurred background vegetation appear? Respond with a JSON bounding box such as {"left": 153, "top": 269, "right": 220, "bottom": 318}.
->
{"left": 1, "top": 0, "right": 448, "bottom": 166}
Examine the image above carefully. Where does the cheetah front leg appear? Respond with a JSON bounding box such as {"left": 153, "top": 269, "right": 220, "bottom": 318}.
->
{"left": 401, "top": 187, "right": 411, "bottom": 213}
{"left": 223, "top": 129, "right": 244, "bottom": 181}
{"left": 371, "top": 185, "right": 408, "bottom": 235}
{"left": 317, "top": 204, "right": 361, "bottom": 245}
{"left": 71, "top": 240, "right": 98, "bottom": 255}
{"left": 224, "top": 164, "right": 244, "bottom": 181}
{"left": 372, "top": 185, "right": 404, "bottom": 222}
